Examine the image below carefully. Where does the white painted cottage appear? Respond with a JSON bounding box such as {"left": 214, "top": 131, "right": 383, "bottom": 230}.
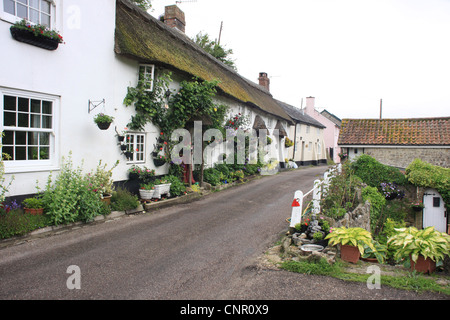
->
{"left": 1, "top": 0, "right": 297, "bottom": 198}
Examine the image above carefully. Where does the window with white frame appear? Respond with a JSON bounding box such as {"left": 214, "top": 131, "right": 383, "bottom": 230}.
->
{"left": 2, "top": 0, "right": 53, "bottom": 27}
{"left": 138, "top": 64, "right": 155, "bottom": 91}
{"left": 125, "top": 132, "right": 145, "bottom": 163}
{"left": 1, "top": 88, "right": 58, "bottom": 170}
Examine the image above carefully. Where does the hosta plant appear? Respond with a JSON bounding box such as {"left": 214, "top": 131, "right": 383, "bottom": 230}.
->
{"left": 325, "top": 227, "right": 376, "bottom": 255}
{"left": 387, "top": 226, "right": 450, "bottom": 263}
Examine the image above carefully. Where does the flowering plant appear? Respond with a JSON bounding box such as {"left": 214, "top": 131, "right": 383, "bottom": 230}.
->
{"left": 140, "top": 183, "right": 155, "bottom": 190}
{"left": 338, "top": 152, "right": 348, "bottom": 159}
{"left": 154, "top": 154, "right": 168, "bottom": 161}
{"left": 224, "top": 113, "right": 250, "bottom": 131}
{"left": 284, "top": 137, "right": 294, "bottom": 148}
{"left": 138, "top": 167, "right": 155, "bottom": 184}
{"left": 154, "top": 178, "right": 169, "bottom": 185}
{"left": 11, "top": 19, "right": 64, "bottom": 43}
{"left": 411, "top": 201, "right": 424, "bottom": 209}
{"left": 380, "top": 182, "right": 401, "bottom": 199}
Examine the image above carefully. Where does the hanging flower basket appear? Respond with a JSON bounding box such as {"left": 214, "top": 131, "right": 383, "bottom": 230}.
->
{"left": 10, "top": 20, "right": 64, "bottom": 51}
{"left": 125, "top": 151, "right": 133, "bottom": 160}
{"left": 411, "top": 201, "right": 424, "bottom": 212}
{"left": 93, "top": 113, "right": 114, "bottom": 130}
{"left": 97, "top": 122, "right": 111, "bottom": 130}
{"left": 153, "top": 157, "right": 167, "bottom": 167}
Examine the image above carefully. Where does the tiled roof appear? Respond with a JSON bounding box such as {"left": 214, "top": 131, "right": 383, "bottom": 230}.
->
{"left": 338, "top": 117, "right": 450, "bottom": 146}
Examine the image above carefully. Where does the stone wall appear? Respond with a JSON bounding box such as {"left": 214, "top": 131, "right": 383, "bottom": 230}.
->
{"left": 332, "top": 201, "right": 371, "bottom": 231}
{"left": 363, "top": 147, "right": 450, "bottom": 169}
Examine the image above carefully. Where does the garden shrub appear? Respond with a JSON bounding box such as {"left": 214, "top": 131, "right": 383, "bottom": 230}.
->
{"left": 351, "top": 154, "right": 407, "bottom": 188}
{"left": 406, "top": 159, "right": 450, "bottom": 209}
{"left": 243, "top": 163, "right": 261, "bottom": 176}
{"left": 321, "top": 162, "right": 363, "bottom": 219}
{"left": 203, "top": 168, "right": 221, "bottom": 186}
{"left": 110, "top": 188, "right": 140, "bottom": 211}
{"left": 166, "top": 175, "right": 186, "bottom": 197}
{"left": 362, "top": 186, "right": 386, "bottom": 234}
{"left": 40, "top": 155, "right": 106, "bottom": 225}
{"left": 0, "top": 209, "right": 48, "bottom": 239}
{"left": 214, "top": 164, "right": 230, "bottom": 180}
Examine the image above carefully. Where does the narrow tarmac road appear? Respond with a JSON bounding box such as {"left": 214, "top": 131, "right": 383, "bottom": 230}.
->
{"left": 0, "top": 166, "right": 447, "bottom": 303}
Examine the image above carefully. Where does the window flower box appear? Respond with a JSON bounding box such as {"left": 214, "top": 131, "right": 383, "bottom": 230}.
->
{"left": 10, "top": 19, "right": 64, "bottom": 51}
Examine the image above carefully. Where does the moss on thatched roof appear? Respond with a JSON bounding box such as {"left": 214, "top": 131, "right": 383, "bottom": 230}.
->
{"left": 115, "top": 0, "right": 293, "bottom": 124}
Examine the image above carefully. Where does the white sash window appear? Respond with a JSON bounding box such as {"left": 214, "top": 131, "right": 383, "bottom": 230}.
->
{"left": 2, "top": 0, "right": 54, "bottom": 27}
{"left": 1, "top": 88, "right": 59, "bottom": 173}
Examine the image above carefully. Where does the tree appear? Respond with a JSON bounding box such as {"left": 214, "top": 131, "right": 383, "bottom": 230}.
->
{"left": 193, "top": 32, "right": 237, "bottom": 71}
{"left": 132, "top": 0, "right": 152, "bottom": 11}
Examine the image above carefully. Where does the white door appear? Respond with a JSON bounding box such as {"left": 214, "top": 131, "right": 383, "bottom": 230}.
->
{"left": 423, "top": 188, "right": 447, "bottom": 233}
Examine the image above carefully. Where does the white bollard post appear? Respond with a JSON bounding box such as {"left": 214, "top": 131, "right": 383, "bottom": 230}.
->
{"left": 312, "top": 179, "right": 321, "bottom": 214}
{"left": 290, "top": 190, "right": 303, "bottom": 229}
{"left": 322, "top": 172, "right": 331, "bottom": 197}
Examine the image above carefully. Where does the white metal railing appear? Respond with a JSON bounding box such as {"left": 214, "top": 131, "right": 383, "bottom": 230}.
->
{"left": 290, "top": 164, "right": 341, "bottom": 228}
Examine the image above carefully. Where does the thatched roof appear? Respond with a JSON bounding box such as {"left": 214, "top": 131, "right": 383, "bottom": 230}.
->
{"left": 114, "top": 0, "right": 293, "bottom": 124}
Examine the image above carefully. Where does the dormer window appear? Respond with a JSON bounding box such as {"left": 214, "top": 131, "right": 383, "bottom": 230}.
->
{"left": 139, "top": 64, "right": 155, "bottom": 91}
{"left": 3, "top": 0, "right": 53, "bottom": 27}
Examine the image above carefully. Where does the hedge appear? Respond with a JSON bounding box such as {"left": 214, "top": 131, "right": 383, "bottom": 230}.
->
{"left": 406, "top": 159, "right": 450, "bottom": 209}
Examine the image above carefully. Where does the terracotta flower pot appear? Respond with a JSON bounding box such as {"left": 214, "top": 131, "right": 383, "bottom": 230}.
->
{"left": 101, "top": 194, "right": 112, "bottom": 206}
{"left": 410, "top": 255, "right": 436, "bottom": 274}
{"left": 340, "top": 244, "right": 361, "bottom": 264}
{"left": 24, "top": 208, "right": 44, "bottom": 216}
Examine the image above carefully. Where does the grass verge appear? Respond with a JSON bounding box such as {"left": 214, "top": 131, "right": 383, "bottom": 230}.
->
{"left": 280, "top": 259, "right": 450, "bottom": 296}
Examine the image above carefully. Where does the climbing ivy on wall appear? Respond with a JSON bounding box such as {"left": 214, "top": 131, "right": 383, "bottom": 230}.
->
{"left": 123, "top": 70, "right": 228, "bottom": 163}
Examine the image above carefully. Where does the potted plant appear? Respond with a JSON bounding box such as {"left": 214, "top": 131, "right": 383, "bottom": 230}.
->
{"left": 153, "top": 178, "right": 171, "bottom": 199}
{"left": 338, "top": 152, "right": 348, "bottom": 160}
{"left": 22, "top": 197, "right": 44, "bottom": 215}
{"left": 124, "top": 150, "right": 133, "bottom": 160}
{"left": 380, "top": 182, "right": 400, "bottom": 200}
{"left": 139, "top": 183, "right": 155, "bottom": 200}
{"left": 284, "top": 137, "right": 294, "bottom": 148}
{"left": 93, "top": 113, "right": 114, "bottom": 130}
{"left": 387, "top": 226, "right": 450, "bottom": 274}
{"left": 10, "top": 19, "right": 64, "bottom": 50}
{"left": 138, "top": 167, "right": 156, "bottom": 184}
{"left": 325, "top": 227, "right": 376, "bottom": 263}
{"left": 411, "top": 201, "right": 424, "bottom": 212}
{"left": 153, "top": 155, "right": 168, "bottom": 167}
{"left": 361, "top": 240, "right": 388, "bottom": 264}
{"left": 128, "top": 165, "right": 141, "bottom": 180}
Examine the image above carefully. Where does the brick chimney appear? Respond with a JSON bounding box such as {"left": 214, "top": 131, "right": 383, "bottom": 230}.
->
{"left": 258, "top": 72, "right": 270, "bottom": 91}
{"left": 164, "top": 5, "right": 186, "bottom": 33}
